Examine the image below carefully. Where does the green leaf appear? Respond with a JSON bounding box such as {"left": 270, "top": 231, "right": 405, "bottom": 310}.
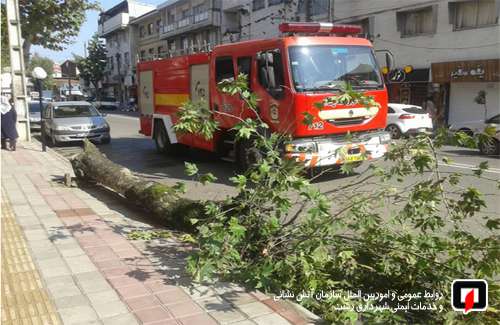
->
{"left": 184, "top": 162, "right": 199, "bottom": 176}
{"left": 200, "top": 173, "right": 217, "bottom": 185}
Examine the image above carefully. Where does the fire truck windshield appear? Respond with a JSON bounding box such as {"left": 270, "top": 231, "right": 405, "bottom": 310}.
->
{"left": 288, "top": 45, "right": 383, "bottom": 92}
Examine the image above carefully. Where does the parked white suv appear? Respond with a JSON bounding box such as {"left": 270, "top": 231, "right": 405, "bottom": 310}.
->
{"left": 450, "top": 114, "right": 499, "bottom": 155}
{"left": 386, "top": 103, "right": 433, "bottom": 139}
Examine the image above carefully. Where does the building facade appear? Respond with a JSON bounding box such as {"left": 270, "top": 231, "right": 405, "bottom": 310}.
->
{"left": 98, "top": 0, "right": 155, "bottom": 103}
{"left": 334, "top": 0, "right": 500, "bottom": 125}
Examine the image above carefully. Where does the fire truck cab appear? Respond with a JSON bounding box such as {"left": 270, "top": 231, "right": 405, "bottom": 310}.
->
{"left": 137, "top": 23, "right": 391, "bottom": 170}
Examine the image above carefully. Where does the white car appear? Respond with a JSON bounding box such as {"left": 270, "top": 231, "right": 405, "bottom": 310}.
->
{"left": 386, "top": 103, "right": 433, "bottom": 139}
{"left": 450, "top": 114, "right": 499, "bottom": 155}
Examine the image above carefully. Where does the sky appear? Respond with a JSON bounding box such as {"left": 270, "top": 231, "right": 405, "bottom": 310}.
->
{"left": 31, "top": 0, "right": 166, "bottom": 64}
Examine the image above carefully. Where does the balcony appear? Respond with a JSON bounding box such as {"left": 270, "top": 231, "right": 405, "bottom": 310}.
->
{"left": 159, "top": 10, "right": 220, "bottom": 39}
{"left": 98, "top": 13, "right": 130, "bottom": 37}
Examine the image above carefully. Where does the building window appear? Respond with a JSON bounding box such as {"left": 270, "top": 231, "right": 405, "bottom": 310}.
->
{"left": 140, "top": 50, "right": 146, "bottom": 60}
{"left": 297, "top": 0, "right": 329, "bottom": 16}
{"left": 450, "top": 0, "right": 498, "bottom": 30}
{"left": 182, "top": 9, "right": 190, "bottom": 19}
{"left": 139, "top": 26, "right": 145, "bottom": 37}
{"left": 396, "top": 6, "right": 436, "bottom": 37}
{"left": 168, "top": 12, "right": 175, "bottom": 24}
{"left": 168, "top": 40, "right": 175, "bottom": 51}
{"left": 253, "top": 0, "right": 265, "bottom": 11}
{"left": 108, "top": 57, "right": 114, "bottom": 71}
{"left": 215, "top": 56, "right": 234, "bottom": 83}
{"left": 181, "top": 37, "right": 189, "bottom": 49}
{"left": 124, "top": 52, "right": 130, "bottom": 67}
{"left": 346, "top": 17, "right": 372, "bottom": 39}
{"left": 158, "top": 46, "right": 164, "bottom": 56}
{"left": 156, "top": 19, "right": 162, "bottom": 32}
{"left": 147, "top": 23, "right": 154, "bottom": 35}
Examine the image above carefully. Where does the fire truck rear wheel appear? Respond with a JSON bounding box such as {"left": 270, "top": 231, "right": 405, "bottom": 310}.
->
{"left": 236, "top": 139, "right": 263, "bottom": 172}
{"left": 154, "top": 120, "right": 183, "bottom": 155}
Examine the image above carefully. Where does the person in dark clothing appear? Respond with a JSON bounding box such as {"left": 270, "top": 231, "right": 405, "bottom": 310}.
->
{"left": 1, "top": 95, "right": 19, "bottom": 151}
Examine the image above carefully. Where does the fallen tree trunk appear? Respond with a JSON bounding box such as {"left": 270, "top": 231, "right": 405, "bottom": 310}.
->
{"left": 70, "top": 140, "right": 204, "bottom": 232}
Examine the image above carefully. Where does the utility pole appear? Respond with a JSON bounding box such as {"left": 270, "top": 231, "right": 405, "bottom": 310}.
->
{"left": 6, "top": 0, "right": 30, "bottom": 141}
{"left": 305, "top": 0, "right": 311, "bottom": 22}
{"left": 328, "top": 0, "right": 335, "bottom": 22}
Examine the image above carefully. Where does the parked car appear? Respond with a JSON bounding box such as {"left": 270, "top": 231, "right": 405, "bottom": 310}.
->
{"left": 28, "top": 101, "right": 48, "bottom": 131}
{"left": 42, "top": 101, "right": 110, "bottom": 146}
{"left": 385, "top": 103, "right": 433, "bottom": 139}
{"left": 92, "top": 96, "right": 120, "bottom": 111}
{"left": 450, "top": 114, "right": 499, "bottom": 155}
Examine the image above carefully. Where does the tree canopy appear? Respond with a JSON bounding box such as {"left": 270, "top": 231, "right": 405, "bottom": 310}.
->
{"left": 11, "top": 0, "right": 100, "bottom": 63}
{"left": 27, "top": 54, "right": 55, "bottom": 90}
{"left": 75, "top": 34, "right": 107, "bottom": 99}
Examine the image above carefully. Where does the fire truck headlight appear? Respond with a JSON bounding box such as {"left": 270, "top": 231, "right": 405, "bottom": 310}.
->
{"left": 285, "top": 142, "right": 317, "bottom": 153}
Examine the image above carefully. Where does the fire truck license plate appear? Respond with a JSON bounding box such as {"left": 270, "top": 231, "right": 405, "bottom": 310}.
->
{"left": 345, "top": 154, "right": 363, "bottom": 162}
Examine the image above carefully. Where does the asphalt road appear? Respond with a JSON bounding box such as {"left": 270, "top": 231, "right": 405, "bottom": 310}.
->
{"left": 48, "top": 113, "right": 500, "bottom": 226}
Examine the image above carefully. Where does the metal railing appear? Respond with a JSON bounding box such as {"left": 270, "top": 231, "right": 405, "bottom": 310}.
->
{"left": 136, "top": 41, "right": 214, "bottom": 62}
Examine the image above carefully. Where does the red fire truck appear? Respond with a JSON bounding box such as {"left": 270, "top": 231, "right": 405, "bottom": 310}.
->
{"left": 137, "top": 22, "right": 391, "bottom": 170}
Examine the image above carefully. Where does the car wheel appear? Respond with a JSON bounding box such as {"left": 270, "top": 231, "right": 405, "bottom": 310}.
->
{"left": 101, "top": 136, "right": 111, "bottom": 144}
{"left": 479, "top": 137, "right": 499, "bottom": 156}
{"left": 386, "top": 124, "right": 402, "bottom": 139}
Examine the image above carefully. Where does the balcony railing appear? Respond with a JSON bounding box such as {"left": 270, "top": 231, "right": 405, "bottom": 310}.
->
{"left": 159, "top": 10, "right": 220, "bottom": 39}
{"left": 98, "top": 13, "right": 129, "bottom": 37}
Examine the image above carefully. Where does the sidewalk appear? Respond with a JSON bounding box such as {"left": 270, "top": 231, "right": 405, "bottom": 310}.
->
{"left": 1, "top": 140, "right": 317, "bottom": 325}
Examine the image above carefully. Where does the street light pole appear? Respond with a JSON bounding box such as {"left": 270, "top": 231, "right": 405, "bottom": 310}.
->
{"left": 32, "top": 67, "right": 47, "bottom": 152}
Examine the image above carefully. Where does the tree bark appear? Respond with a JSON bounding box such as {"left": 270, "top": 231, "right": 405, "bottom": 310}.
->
{"left": 71, "top": 140, "right": 205, "bottom": 232}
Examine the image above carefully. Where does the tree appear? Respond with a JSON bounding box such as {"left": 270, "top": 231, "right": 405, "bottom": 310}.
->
{"left": 1, "top": 4, "right": 9, "bottom": 69}
{"left": 3, "top": 0, "right": 100, "bottom": 64}
{"left": 75, "top": 34, "right": 107, "bottom": 100}
{"left": 27, "top": 54, "right": 54, "bottom": 89}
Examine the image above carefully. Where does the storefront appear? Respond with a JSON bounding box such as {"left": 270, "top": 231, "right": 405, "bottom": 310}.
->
{"left": 431, "top": 59, "right": 500, "bottom": 126}
{"left": 385, "top": 68, "right": 430, "bottom": 108}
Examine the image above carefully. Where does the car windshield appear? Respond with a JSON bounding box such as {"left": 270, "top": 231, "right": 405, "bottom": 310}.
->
{"left": 29, "top": 103, "right": 41, "bottom": 113}
{"left": 53, "top": 105, "right": 99, "bottom": 118}
{"left": 288, "top": 45, "right": 383, "bottom": 92}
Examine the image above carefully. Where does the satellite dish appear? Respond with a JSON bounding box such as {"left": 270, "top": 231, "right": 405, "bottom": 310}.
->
{"left": 32, "top": 67, "right": 48, "bottom": 80}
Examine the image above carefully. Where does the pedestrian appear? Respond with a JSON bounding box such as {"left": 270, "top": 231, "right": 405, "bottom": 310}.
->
{"left": 424, "top": 96, "right": 439, "bottom": 129}
{"left": 1, "top": 95, "right": 19, "bottom": 151}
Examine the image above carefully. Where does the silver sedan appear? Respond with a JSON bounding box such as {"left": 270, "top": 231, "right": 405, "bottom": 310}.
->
{"left": 42, "top": 101, "right": 111, "bottom": 146}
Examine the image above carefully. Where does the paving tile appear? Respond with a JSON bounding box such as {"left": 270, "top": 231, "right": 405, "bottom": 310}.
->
{"left": 230, "top": 321, "right": 258, "bottom": 325}
{"left": 54, "top": 294, "right": 91, "bottom": 309}
{"left": 134, "top": 306, "right": 173, "bottom": 324}
{"left": 182, "top": 285, "right": 217, "bottom": 300}
{"left": 125, "top": 295, "right": 161, "bottom": 311}
{"left": 278, "top": 309, "right": 308, "bottom": 325}
{"left": 38, "top": 264, "right": 71, "bottom": 278}
{"left": 195, "top": 296, "right": 232, "bottom": 312}
{"left": 102, "top": 313, "right": 140, "bottom": 325}
{"left": 221, "top": 291, "right": 257, "bottom": 306}
{"left": 178, "top": 313, "right": 218, "bottom": 325}
{"left": 145, "top": 280, "right": 179, "bottom": 294}
{"left": 108, "top": 275, "right": 144, "bottom": 288}
{"left": 58, "top": 305, "right": 99, "bottom": 325}
{"left": 65, "top": 255, "right": 98, "bottom": 274}
{"left": 56, "top": 209, "right": 78, "bottom": 218}
{"left": 45, "top": 275, "right": 81, "bottom": 298}
{"left": 237, "top": 301, "right": 274, "bottom": 318}
{"left": 115, "top": 284, "right": 150, "bottom": 299}
{"left": 74, "top": 208, "right": 95, "bottom": 216}
{"left": 168, "top": 300, "right": 205, "bottom": 319}
{"left": 24, "top": 229, "right": 48, "bottom": 241}
{"left": 93, "top": 299, "right": 130, "bottom": 318}
{"left": 156, "top": 288, "right": 192, "bottom": 305}
{"left": 252, "top": 313, "right": 290, "bottom": 325}
{"left": 95, "top": 259, "right": 126, "bottom": 270}
{"left": 261, "top": 299, "right": 289, "bottom": 313}
{"left": 76, "top": 271, "right": 113, "bottom": 294}
{"left": 209, "top": 308, "right": 248, "bottom": 324}
{"left": 102, "top": 266, "right": 133, "bottom": 279}
{"left": 87, "top": 290, "right": 121, "bottom": 305}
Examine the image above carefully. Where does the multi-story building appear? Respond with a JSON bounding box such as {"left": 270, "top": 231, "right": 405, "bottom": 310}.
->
{"left": 130, "top": 9, "right": 165, "bottom": 61}
{"left": 334, "top": 0, "right": 500, "bottom": 126}
{"left": 157, "top": 0, "right": 222, "bottom": 56}
{"left": 98, "top": 0, "right": 155, "bottom": 103}
{"left": 221, "top": 0, "right": 333, "bottom": 43}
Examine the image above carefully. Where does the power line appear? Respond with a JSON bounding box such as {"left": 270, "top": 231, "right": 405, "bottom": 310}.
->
{"left": 376, "top": 38, "right": 500, "bottom": 50}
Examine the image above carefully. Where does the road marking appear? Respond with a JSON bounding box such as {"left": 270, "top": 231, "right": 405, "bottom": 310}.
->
{"left": 438, "top": 162, "right": 500, "bottom": 174}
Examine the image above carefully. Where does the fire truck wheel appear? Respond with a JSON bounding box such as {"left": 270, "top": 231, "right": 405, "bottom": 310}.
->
{"left": 154, "top": 119, "right": 185, "bottom": 155}
{"left": 236, "top": 139, "right": 263, "bottom": 172}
